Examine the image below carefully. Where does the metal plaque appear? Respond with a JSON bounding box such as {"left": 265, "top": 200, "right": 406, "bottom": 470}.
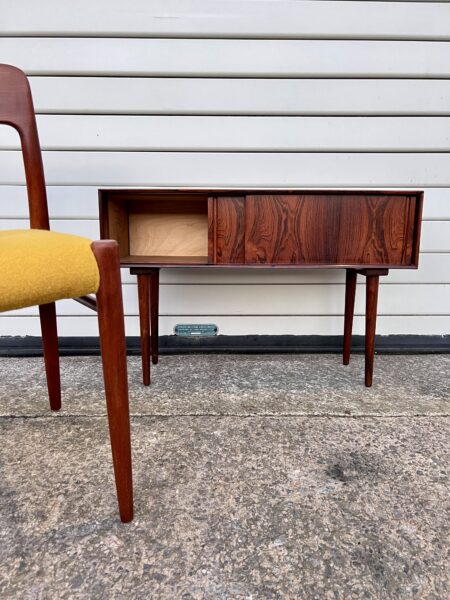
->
{"left": 174, "top": 324, "right": 218, "bottom": 337}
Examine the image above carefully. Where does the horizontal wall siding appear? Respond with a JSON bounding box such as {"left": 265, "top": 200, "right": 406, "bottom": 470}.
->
{"left": 2, "top": 116, "right": 450, "bottom": 151}
{"left": 4, "top": 284, "right": 450, "bottom": 316}
{"left": 27, "top": 78, "right": 450, "bottom": 116}
{"left": 1, "top": 0, "right": 449, "bottom": 340}
{"left": 2, "top": 0, "right": 450, "bottom": 40}
{"left": 1, "top": 38, "right": 450, "bottom": 77}
{"left": 2, "top": 151, "right": 450, "bottom": 187}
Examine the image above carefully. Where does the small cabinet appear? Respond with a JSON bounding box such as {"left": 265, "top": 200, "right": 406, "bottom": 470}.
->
{"left": 100, "top": 189, "right": 422, "bottom": 269}
{"left": 99, "top": 188, "right": 423, "bottom": 389}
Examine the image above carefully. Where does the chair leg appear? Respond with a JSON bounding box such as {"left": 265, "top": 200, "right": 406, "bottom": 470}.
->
{"left": 137, "top": 274, "right": 151, "bottom": 385}
{"left": 39, "top": 302, "right": 61, "bottom": 411}
{"left": 91, "top": 240, "right": 133, "bottom": 523}
{"left": 343, "top": 269, "right": 357, "bottom": 366}
{"left": 150, "top": 269, "right": 159, "bottom": 365}
{"left": 365, "top": 274, "right": 380, "bottom": 388}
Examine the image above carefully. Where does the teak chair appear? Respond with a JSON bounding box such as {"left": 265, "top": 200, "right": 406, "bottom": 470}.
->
{"left": 0, "top": 64, "right": 133, "bottom": 522}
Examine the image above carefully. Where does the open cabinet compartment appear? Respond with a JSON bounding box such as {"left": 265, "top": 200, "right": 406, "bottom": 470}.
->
{"left": 100, "top": 191, "right": 210, "bottom": 265}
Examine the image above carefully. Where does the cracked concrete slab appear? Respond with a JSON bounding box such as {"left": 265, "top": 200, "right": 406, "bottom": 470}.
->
{"left": 0, "top": 355, "right": 449, "bottom": 599}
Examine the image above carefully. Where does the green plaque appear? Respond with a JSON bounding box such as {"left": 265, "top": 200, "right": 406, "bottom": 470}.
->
{"left": 174, "top": 324, "right": 218, "bottom": 337}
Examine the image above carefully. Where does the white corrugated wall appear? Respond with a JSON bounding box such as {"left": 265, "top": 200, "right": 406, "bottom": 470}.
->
{"left": 0, "top": 0, "right": 449, "bottom": 339}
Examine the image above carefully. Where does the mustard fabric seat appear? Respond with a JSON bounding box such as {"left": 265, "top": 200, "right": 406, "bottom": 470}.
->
{"left": 0, "top": 229, "right": 100, "bottom": 312}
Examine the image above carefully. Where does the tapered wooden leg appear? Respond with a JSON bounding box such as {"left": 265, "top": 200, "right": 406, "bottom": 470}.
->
{"left": 92, "top": 241, "right": 133, "bottom": 523}
{"left": 150, "top": 269, "right": 160, "bottom": 365}
{"left": 365, "top": 274, "right": 380, "bottom": 388}
{"left": 343, "top": 269, "right": 357, "bottom": 366}
{"left": 137, "top": 274, "right": 150, "bottom": 385}
{"left": 39, "top": 302, "right": 61, "bottom": 411}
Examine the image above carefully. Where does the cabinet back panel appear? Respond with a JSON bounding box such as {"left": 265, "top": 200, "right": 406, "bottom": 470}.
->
{"left": 129, "top": 212, "right": 208, "bottom": 257}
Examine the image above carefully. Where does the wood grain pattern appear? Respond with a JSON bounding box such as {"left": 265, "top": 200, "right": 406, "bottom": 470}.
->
{"left": 214, "top": 196, "right": 245, "bottom": 264}
{"left": 411, "top": 192, "right": 424, "bottom": 267}
{"left": 245, "top": 195, "right": 303, "bottom": 264}
{"left": 39, "top": 302, "right": 61, "bottom": 411}
{"left": 100, "top": 189, "right": 423, "bottom": 268}
{"left": 129, "top": 212, "right": 208, "bottom": 258}
{"left": 150, "top": 269, "right": 159, "bottom": 365}
{"left": 365, "top": 273, "right": 380, "bottom": 387}
{"left": 137, "top": 274, "right": 150, "bottom": 385}
{"left": 125, "top": 255, "right": 208, "bottom": 265}
{"left": 245, "top": 194, "right": 416, "bottom": 266}
{"left": 0, "top": 64, "right": 49, "bottom": 229}
{"left": 208, "top": 196, "right": 215, "bottom": 264}
{"left": 343, "top": 269, "right": 357, "bottom": 366}
{"left": 92, "top": 240, "right": 133, "bottom": 522}
{"left": 99, "top": 194, "right": 129, "bottom": 258}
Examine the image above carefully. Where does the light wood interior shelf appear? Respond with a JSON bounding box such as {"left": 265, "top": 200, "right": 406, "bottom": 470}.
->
{"left": 100, "top": 193, "right": 209, "bottom": 265}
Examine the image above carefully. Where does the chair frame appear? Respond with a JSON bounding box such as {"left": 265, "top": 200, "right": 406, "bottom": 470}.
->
{"left": 0, "top": 64, "right": 133, "bottom": 522}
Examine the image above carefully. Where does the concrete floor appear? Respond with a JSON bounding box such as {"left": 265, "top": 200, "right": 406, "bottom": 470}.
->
{"left": 0, "top": 354, "right": 448, "bottom": 599}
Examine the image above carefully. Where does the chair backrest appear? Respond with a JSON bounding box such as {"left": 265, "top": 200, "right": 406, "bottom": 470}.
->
{"left": 0, "top": 64, "right": 49, "bottom": 229}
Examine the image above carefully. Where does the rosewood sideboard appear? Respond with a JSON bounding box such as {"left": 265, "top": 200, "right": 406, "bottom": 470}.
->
{"left": 99, "top": 189, "right": 423, "bottom": 387}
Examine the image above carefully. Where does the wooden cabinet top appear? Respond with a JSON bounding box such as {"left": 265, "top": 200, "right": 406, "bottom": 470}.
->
{"left": 99, "top": 188, "right": 422, "bottom": 198}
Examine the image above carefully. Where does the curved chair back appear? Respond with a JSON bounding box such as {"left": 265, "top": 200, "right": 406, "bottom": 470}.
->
{"left": 0, "top": 64, "right": 49, "bottom": 229}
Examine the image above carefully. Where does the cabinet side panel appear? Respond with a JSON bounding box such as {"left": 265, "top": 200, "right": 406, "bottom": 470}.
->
{"left": 411, "top": 193, "right": 424, "bottom": 267}
{"left": 215, "top": 196, "right": 245, "bottom": 264}
{"left": 98, "top": 190, "right": 109, "bottom": 239}
{"left": 100, "top": 195, "right": 130, "bottom": 258}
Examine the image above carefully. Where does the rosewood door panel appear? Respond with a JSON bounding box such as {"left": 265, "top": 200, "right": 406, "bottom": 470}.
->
{"left": 245, "top": 195, "right": 303, "bottom": 264}
{"left": 213, "top": 196, "right": 245, "bottom": 264}
{"left": 336, "top": 196, "right": 415, "bottom": 266}
{"left": 245, "top": 194, "right": 416, "bottom": 266}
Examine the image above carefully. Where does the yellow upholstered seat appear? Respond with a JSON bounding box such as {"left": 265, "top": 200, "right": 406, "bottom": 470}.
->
{"left": 0, "top": 229, "right": 100, "bottom": 312}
